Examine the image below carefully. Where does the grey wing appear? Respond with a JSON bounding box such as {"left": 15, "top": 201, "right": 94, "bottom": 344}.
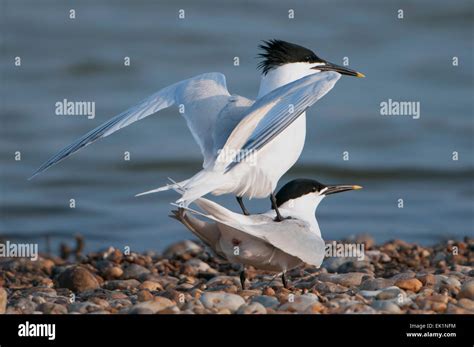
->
{"left": 239, "top": 217, "right": 326, "bottom": 267}
{"left": 212, "top": 95, "right": 254, "bottom": 155}
{"left": 179, "top": 199, "right": 325, "bottom": 267}
{"left": 30, "top": 72, "right": 231, "bottom": 179}
{"left": 224, "top": 71, "right": 341, "bottom": 172}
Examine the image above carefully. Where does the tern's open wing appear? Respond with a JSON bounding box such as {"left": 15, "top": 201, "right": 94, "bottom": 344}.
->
{"left": 220, "top": 71, "right": 340, "bottom": 172}
{"left": 183, "top": 198, "right": 326, "bottom": 267}
{"left": 29, "top": 73, "right": 233, "bottom": 179}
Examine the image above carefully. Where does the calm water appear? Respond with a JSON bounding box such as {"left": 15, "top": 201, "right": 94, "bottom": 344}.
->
{"left": 1, "top": 0, "right": 473, "bottom": 253}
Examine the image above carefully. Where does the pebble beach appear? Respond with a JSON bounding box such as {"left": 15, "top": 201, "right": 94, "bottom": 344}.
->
{"left": 1, "top": 236, "right": 473, "bottom": 315}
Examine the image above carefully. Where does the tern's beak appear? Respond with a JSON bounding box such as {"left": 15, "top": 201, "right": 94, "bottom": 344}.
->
{"left": 323, "top": 184, "right": 363, "bottom": 195}
{"left": 313, "top": 61, "right": 365, "bottom": 78}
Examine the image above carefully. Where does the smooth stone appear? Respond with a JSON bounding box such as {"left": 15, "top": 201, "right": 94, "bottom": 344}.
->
{"left": 128, "top": 297, "right": 175, "bottom": 314}
{"left": 320, "top": 257, "right": 352, "bottom": 273}
{"left": 200, "top": 292, "right": 245, "bottom": 312}
{"left": 14, "top": 298, "right": 37, "bottom": 314}
{"left": 68, "top": 302, "right": 102, "bottom": 314}
{"left": 312, "top": 280, "right": 348, "bottom": 294}
{"left": 105, "top": 279, "right": 141, "bottom": 290}
{"left": 251, "top": 295, "right": 280, "bottom": 309}
{"left": 184, "top": 258, "right": 211, "bottom": 272}
{"left": 376, "top": 286, "right": 405, "bottom": 300}
{"left": 390, "top": 272, "right": 416, "bottom": 281}
{"left": 163, "top": 240, "right": 202, "bottom": 258}
{"left": 360, "top": 278, "right": 395, "bottom": 290}
{"left": 318, "top": 272, "right": 369, "bottom": 287}
{"left": 236, "top": 302, "right": 267, "bottom": 314}
{"left": 138, "top": 281, "right": 164, "bottom": 292}
{"left": 56, "top": 266, "right": 100, "bottom": 293}
{"left": 122, "top": 264, "right": 150, "bottom": 280}
{"left": 458, "top": 280, "right": 474, "bottom": 300}
{"left": 137, "top": 290, "right": 154, "bottom": 302}
{"left": 359, "top": 290, "right": 382, "bottom": 298}
{"left": 37, "top": 302, "right": 68, "bottom": 314}
{"left": 0, "top": 288, "right": 7, "bottom": 314}
{"left": 395, "top": 278, "right": 423, "bottom": 293}
{"left": 457, "top": 298, "right": 474, "bottom": 311}
{"left": 371, "top": 300, "right": 402, "bottom": 313}
{"left": 206, "top": 276, "right": 241, "bottom": 286}
{"left": 104, "top": 266, "right": 123, "bottom": 279}
{"left": 279, "top": 293, "right": 319, "bottom": 312}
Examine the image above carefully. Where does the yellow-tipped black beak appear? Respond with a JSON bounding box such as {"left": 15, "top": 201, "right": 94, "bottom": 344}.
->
{"left": 313, "top": 61, "right": 365, "bottom": 78}
{"left": 323, "top": 184, "right": 363, "bottom": 195}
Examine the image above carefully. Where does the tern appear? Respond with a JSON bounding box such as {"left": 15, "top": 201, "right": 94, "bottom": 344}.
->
{"left": 171, "top": 178, "right": 362, "bottom": 289}
{"left": 30, "top": 40, "right": 364, "bottom": 220}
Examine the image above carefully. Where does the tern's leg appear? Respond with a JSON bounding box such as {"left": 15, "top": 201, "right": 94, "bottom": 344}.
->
{"left": 281, "top": 272, "right": 288, "bottom": 289}
{"left": 270, "top": 193, "right": 285, "bottom": 222}
{"left": 236, "top": 196, "right": 250, "bottom": 216}
{"left": 240, "top": 268, "right": 247, "bottom": 290}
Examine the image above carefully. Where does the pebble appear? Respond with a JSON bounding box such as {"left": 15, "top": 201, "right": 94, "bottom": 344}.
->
{"left": 371, "top": 300, "right": 402, "bottom": 314}
{"left": 457, "top": 298, "right": 474, "bottom": 311}
{"left": 394, "top": 278, "right": 423, "bottom": 292}
{"left": 458, "top": 280, "right": 474, "bottom": 300}
{"left": 138, "top": 281, "right": 164, "bottom": 292}
{"left": 37, "top": 302, "right": 68, "bottom": 314}
{"left": 163, "top": 240, "right": 202, "bottom": 258}
{"left": 105, "top": 279, "right": 141, "bottom": 290}
{"left": 128, "top": 297, "right": 175, "bottom": 314}
{"left": 122, "top": 264, "right": 150, "bottom": 280}
{"left": 0, "top": 288, "right": 7, "bottom": 314}
{"left": 376, "top": 286, "right": 405, "bottom": 300}
{"left": 251, "top": 295, "right": 280, "bottom": 309}
{"left": 184, "top": 258, "right": 212, "bottom": 272}
{"left": 104, "top": 266, "right": 123, "bottom": 279}
{"left": 137, "top": 290, "right": 154, "bottom": 302}
{"left": 56, "top": 266, "right": 100, "bottom": 293}
{"left": 278, "top": 293, "right": 319, "bottom": 313}
{"left": 200, "top": 292, "right": 245, "bottom": 312}
{"left": 318, "top": 272, "right": 369, "bottom": 287}
{"left": 236, "top": 302, "right": 267, "bottom": 314}
{"left": 359, "top": 278, "right": 394, "bottom": 290}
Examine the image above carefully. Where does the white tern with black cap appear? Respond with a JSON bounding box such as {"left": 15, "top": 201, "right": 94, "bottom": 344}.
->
{"left": 171, "top": 178, "right": 362, "bottom": 288}
{"left": 30, "top": 40, "right": 364, "bottom": 220}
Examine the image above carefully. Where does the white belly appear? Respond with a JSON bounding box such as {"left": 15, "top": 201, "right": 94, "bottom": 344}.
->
{"left": 212, "top": 113, "right": 307, "bottom": 199}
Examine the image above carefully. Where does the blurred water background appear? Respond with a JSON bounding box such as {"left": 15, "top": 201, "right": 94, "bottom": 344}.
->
{"left": 1, "top": 0, "right": 473, "bottom": 253}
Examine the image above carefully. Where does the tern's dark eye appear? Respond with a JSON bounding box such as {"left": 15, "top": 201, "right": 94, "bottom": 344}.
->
{"left": 305, "top": 56, "right": 313, "bottom": 62}
{"left": 312, "top": 186, "right": 317, "bottom": 192}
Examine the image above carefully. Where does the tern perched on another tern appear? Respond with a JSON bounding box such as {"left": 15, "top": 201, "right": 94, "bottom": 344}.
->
{"left": 171, "top": 178, "right": 362, "bottom": 288}
{"left": 29, "top": 40, "right": 364, "bottom": 220}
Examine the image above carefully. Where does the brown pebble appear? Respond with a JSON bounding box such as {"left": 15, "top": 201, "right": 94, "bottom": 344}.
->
{"left": 417, "top": 274, "right": 436, "bottom": 286}
{"left": 395, "top": 278, "right": 423, "bottom": 292}
{"left": 138, "top": 281, "right": 163, "bottom": 292}
{"left": 56, "top": 266, "right": 100, "bottom": 293}
{"left": 137, "top": 290, "right": 154, "bottom": 302}
{"left": 262, "top": 287, "right": 275, "bottom": 296}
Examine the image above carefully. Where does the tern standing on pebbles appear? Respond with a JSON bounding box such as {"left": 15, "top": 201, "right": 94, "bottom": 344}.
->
{"left": 30, "top": 40, "right": 364, "bottom": 220}
{"left": 171, "top": 178, "right": 362, "bottom": 289}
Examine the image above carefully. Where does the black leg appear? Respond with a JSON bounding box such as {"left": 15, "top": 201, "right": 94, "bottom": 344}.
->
{"left": 240, "top": 269, "right": 246, "bottom": 290}
{"left": 281, "top": 272, "right": 288, "bottom": 289}
{"left": 236, "top": 196, "right": 250, "bottom": 215}
{"left": 270, "top": 193, "right": 285, "bottom": 222}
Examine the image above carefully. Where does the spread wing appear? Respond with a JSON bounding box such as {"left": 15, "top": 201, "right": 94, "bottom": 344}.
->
{"left": 29, "top": 72, "right": 233, "bottom": 179}
{"left": 219, "top": 71, "right": 340, "bottom": 172}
